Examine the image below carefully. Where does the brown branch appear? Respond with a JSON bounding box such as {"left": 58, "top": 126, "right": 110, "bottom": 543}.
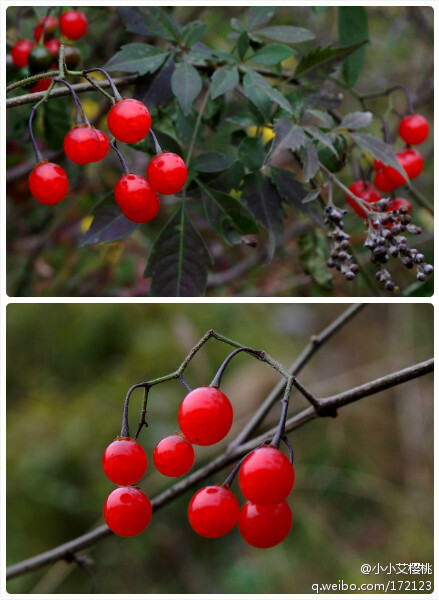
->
{"left": 7, "top": 351, "right": 431, "bottom": 581}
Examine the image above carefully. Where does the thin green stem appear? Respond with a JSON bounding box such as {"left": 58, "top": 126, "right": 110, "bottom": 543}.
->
{"left": 185, "top": 82, "right": 211, "bottom": 170}
{"left": 6, "top": 70, "right": 59, "bottom": 93}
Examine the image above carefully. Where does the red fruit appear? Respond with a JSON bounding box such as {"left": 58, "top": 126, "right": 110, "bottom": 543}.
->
{"left": 94, "top": 129, "right": 110, "bottom": 161}
{"left": 28, "top": 77, "right": 52, "bottom": 94}
{"left": 153, "top": 434, "right": 195, "bottom": 477}
{"left": 45, "top": 38, "right": 61, "bottom": 57}
{"left": 385, "top": 148, "right": 424, "bottom": 187}
{"left": 146, "top": 152, "right": 188, "bottom": 195}
{"left": 34, "top": 15, "right": 58, "bottom": 42}
{"left": 107, "top": 99, "right": 151, "bottom": 144}
{"left": 28, "top": 161, "right": 69, "bottom": 205}
{"left": 59, "top": 9, "right": 88, "bottom": 40}
{"left": 188, "top": 485, "right": 240, "bottom": 538}
{"left": 386, "top": 197, "right": 412, "bottom": 214}
{"left": 114, "top": 173, "right": 160, "bottom": 223}
{"left": 346, "top": 180, "right": 381, "bottom": 218}
{"left": 63, "top": 125, "right": 101, "bottom": 164}
{"left": 373, "top": 168, "right": 396, "bottom": 193}
{"left": 104, "top": 486, "right": 152, "bottom": 537}
{"left": 103, "top": 437, "right": 147, "bottom": 485}
{"left": 239, "top": 446, "right": 295, "bottom": 504}
{"left": 239, "top": 500, "right": 292, "bottom": 548}
{"left": 11, "top": 39, "right": 35, "bottom": 68}
{"left": 398, "top": 114, "right": 429, "bottom": 146}
{"left": 178, "top": 386, "right": 233, "bottom": 446}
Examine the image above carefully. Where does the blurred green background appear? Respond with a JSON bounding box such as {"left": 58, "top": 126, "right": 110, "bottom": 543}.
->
{"left": 6, "top": 303, "right": 433, "bottom": 593}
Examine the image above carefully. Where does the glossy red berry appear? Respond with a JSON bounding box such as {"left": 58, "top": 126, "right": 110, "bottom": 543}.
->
{"left": 94, "top": 129, "right": 110, "bottom": 161}
{"left": 28, "top": 77, "right": 52, "bottom": 94}
{"left": 103, "top": 437, "right": 147, "bottom": 485}
{"left": 11, "top": 39, "right": 35, "bottom": 68}
{"left": 188, "top": 485, "right": 240, "bottom": 538}
{"left": 153, "top": 434, "right": 195, "bottom": 477}
{"left": 60, "top": 10, "right": 88, "bottom": 40}
{"left": 28, "top": 161, "right": 69, "bottom": 205}
{"left": 107, "top": 99, "right": 151, "bottom": 144}
{"left": 34, "top": 15, "right": 58, "bottom": 42}
{"left": 63, "top": 125, "right": 101, "bottom": 164}
{"left": 114, "top": 174, "right": 160, "bottom": 223}
{"left": 386, "top": 197, "right": 412, "bottom": 214}
{"left": 239, "top": 500, "right": 292, "bottom": 548}
{"left": 239, "top": 446, "right": 295, "bottom": 504}
{"left": 373, "top": 167, "right": 396, "bottom": 193}
{"left": 146, "top": 152, "right": 188, "bottom": 195}
{"left": 104, "top": 486, "right": 152, "bottom": 537}
{"left": 44, "top": 38, "right": 61, "bottom": 57}
{"left": 399, "top": 114, "right": 429, "bottom": 146}
{"left": 178, "top": 386, "right": 233, "bottom": 446}
{"left": 346, "top": 180, "right": 381, "bottom": 218}
{"left": 384, "top": 148, "right": 424, "bottom": 188}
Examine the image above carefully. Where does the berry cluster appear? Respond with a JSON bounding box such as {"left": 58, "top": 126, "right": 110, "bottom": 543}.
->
{"left": 28, "top": 94, "right": 188, "bottom": 222}
{"left": 324, "top": 205, "right": 360, "bottom": 281}
{"left": 102, "top": 383, "right": 295, "bottom": 548}
{"left": 11, "top": 10, "right": 87, "bottom": 93}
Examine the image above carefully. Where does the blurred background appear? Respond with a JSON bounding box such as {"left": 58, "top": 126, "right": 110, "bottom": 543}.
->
{"left": 6, "top": 303, "right": 433, "bottom": 593}
{"left": 6, "top": 5, "right": 434, "bottom": 297}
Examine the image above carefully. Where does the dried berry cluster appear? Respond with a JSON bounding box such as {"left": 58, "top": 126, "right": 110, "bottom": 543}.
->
{"left": 324, "top": 205, "right": 360, "bottom": 281}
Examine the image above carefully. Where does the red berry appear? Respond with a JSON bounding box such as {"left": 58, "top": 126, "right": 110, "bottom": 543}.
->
{"left": 11, "top": 39, "right": 35, "bottom": 68}
{"left": 114, "top": 174, "right": 160, "bottom": 224}
{"left": 386, "top": 197, "right": 412, "bottom": 214}
{"left": 28, "top": 77, "right": 52, "bottom": 94}
{"left": 107, "top": 99, "right": 151, "bottom": 144}
{"left": 238, "top": 500, "right": 292, "bottom": 548}
{"left": 63, "top": 125, "right": 101, "bottom": 165}
{"left": 59, "top": 10, "right": 88, "bottom": 40}
{"left": 103, "top": 437, "right": 147, "bottom": 485}
{"left": 239, "top": 446, "right": 295, "bottom": 504}
{"left": 34, "top": 15, "right": 58, "bottom": 42}
{"left": 188, "top": 485, "right": 240, "bottom": 538}
{"left": 146, "top": 152, "right": 188, "bottom": 195}
{"left": 153, "top": 434, "right": 195, "bottom": 477}
{"left": 94, "top": 129, "right": 110, "bottom": 161}
{"left": 178, "top": 386, "right": 233, "bottom": 446}
{"left": 398, "top": 114, "right": 429, "bottom": 146}
{"left": 28, "top": 161, "right": 69, "bottom": 205}
{"left": 45, "top": 38, "right": 61, "bottom": 57}
{"left": 104, "top": 486, "right": 152, "bottom": 537}
{"left": 385, "top": 148, "right": 424, "bottom": 187}
{"left": 373, "top": 167, "right": 396, "bottom": 193}
{"left": 346, "top": 180, "right": 381, "bottom": 218}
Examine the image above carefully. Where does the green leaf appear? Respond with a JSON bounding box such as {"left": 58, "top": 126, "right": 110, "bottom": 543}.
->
{"left": 238, "top": 137, "right": 265, "bottom": 171}
{"left": 270, "top": 166, "right": 325, "bottom": 226}
{"left": 243, "top": 69, "right": 292, "bottom": 116}
{"left": 338, "top": 7, "right": 369, "bottom": 87}
{"left": 174, "top": 106, "right": 205, "bottom": 147}
{"left": 43, "top": 97, "right": 70, "bottom": 150}
{"left": 192, "top": 152, "right": 236, "bottom": 173}
{"left": 181, "top": 21, "right": 207, "bottom": 47}
{"left": 294, "top": 41, "right": 367, "bottom": 81}
{"left": 144, "top": 205, "right": 211, "bottom": 297}
{"left": 237, "top": 31, "right": 250, "bottom": 60}
{"left": 246, "top": 7, "right": 276, "bottom": 30}
{"left": 338, "top": 111, "right": 372, "bottom": 131}
{"left": 241, "top": 172, "right": 287, "bottom": 263}
{"left": 350, "top": 132, "right": 409, "bottom": 183}
{"left": 249, "top": 43, "right": 296, "bottom": 66}
{"left": 299, "top": 138, "right": 319, "bottom": 181}
{"left": 211, "top": 65, "right": 239, "bottom": 99}
{"left": 304, "top": 126, "right": 338, "bottom": 157}
{"left": 103, "top": 43, "right": 168, "bottom": 75}
{"left": 263, "top": 119, "right": 307, "bottom": 166}
{"left": 133, "top": 129, "right": 184, "bottom": 158}
{"left": 117, "top": 7, "right": 180, "bottom": 42}
{"left": 198, "top": 181, "right": 258, "bottom": 234}
{"left": 313, "top": 6, "right": 331, "bottom": 14}
{"left": 171, "top": 62, "right": 202, "bottom": 116}
{"left": 79, "top": 194, "right": 139, "bottom": 247}
{"left": 230, "top": 17, "right": 245, "bottom": 32}
{"left": 256, "top": 25, "right": 315, "bottom": 43}
{"left": 299, "top": 229, "right": 333, "bottom": 290}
